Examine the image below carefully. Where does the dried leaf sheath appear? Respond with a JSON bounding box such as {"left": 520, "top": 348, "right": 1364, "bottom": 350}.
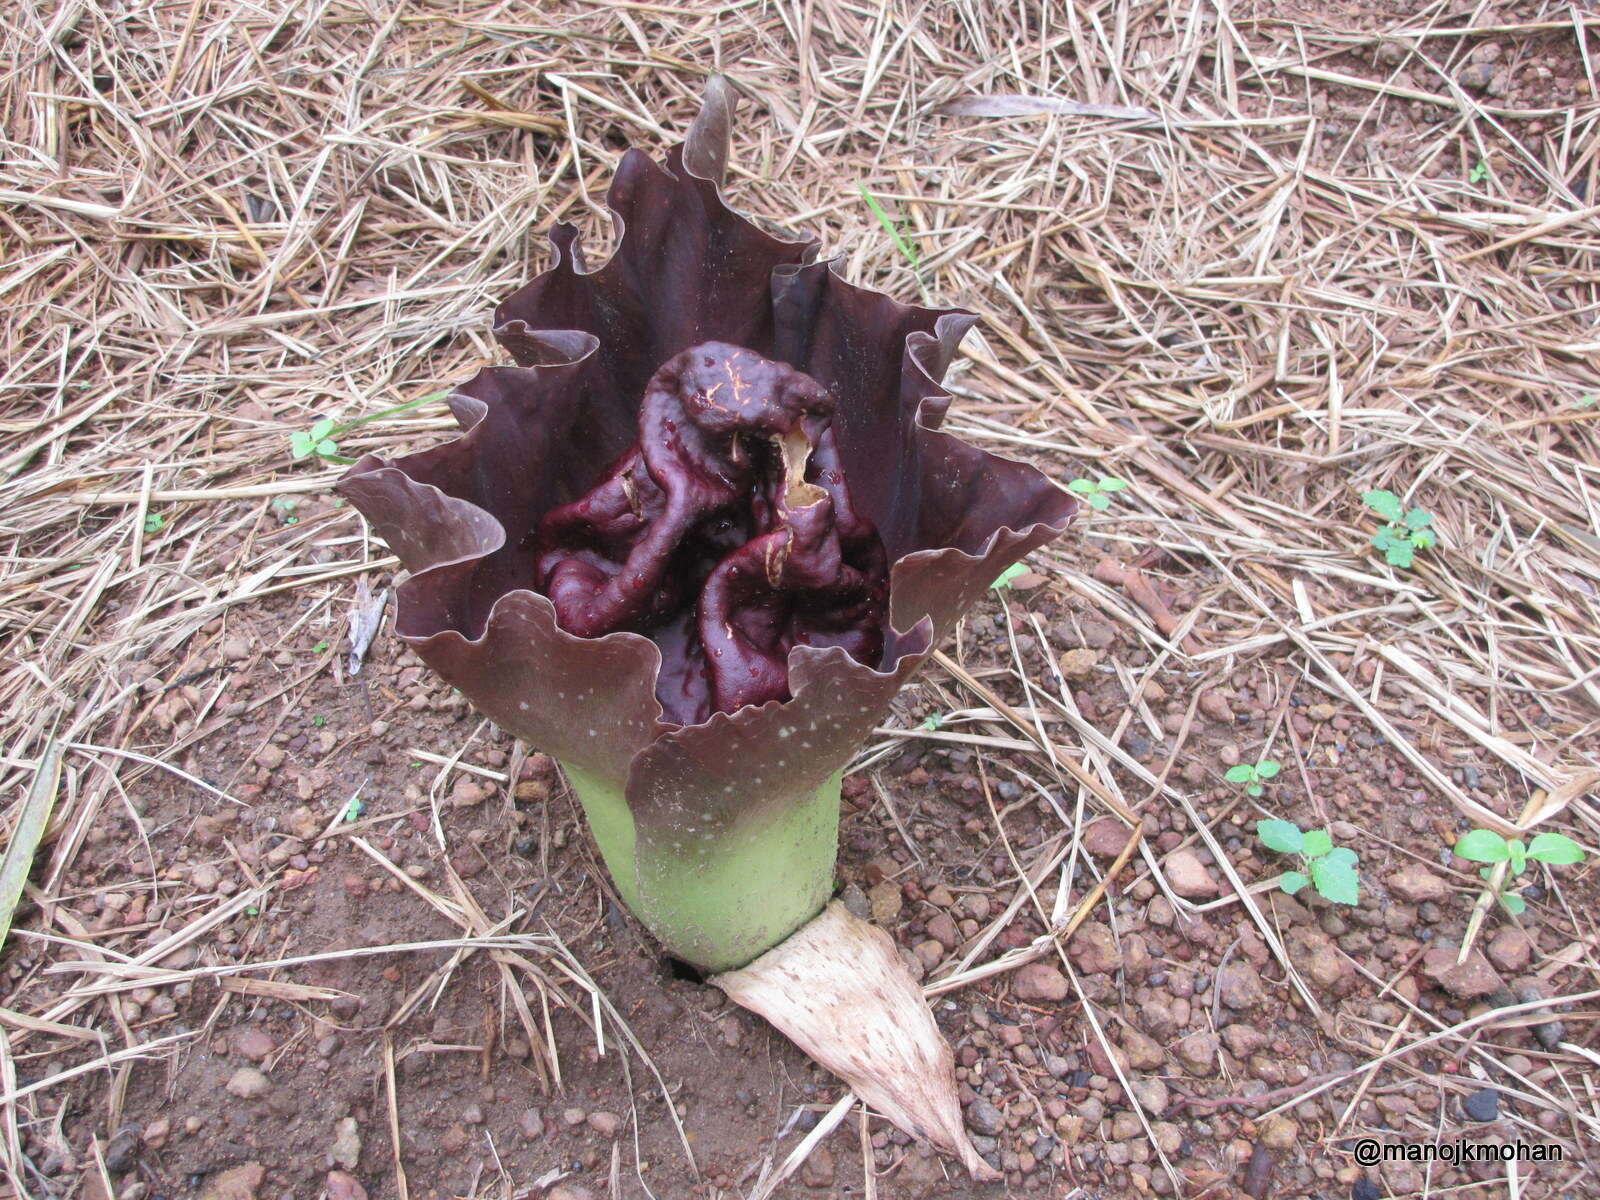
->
{"left": 714, "top": 902, "right": 1001, "bottom": 1182}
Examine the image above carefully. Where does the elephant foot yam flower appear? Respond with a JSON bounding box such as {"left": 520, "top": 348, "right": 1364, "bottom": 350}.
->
{"left": 337, "top": 77, "right": 1073, "bottom": 1178}
{"left": 535, "top": 340, "right": 886, "bottom": 724}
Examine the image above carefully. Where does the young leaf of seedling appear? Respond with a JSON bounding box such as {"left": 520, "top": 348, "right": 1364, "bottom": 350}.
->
{"left": 920, "top": 713, "right": 944, "bottom": 732}
{"left": 1499, "top": 892, "right": 1527, "bottom": 915}
{"left": 1527, "top": 832, "right": 1585, "bottom": 864}
{"left": 1362, "top": 490, "right": 1403, "bottom": 523}
{"left": 291, "top": 417, "right": 341, "bottom": 460}
{"left": 1310, "top": 856, "right": 1360, "bottom": 905}
{"left": 991, "top": 563, "right": 1028, "bottom": 589}
{"left": 1225, "top": 764, "right": 1256, "bottom": 785}
{"left": 1066, "top": 476, "right": 1128, "bottom": 511}
{"left": 1322, "top": 846, "right": 1359, "bottom": 869}
{"left": 1279, "top": 870, "right": 1310, "bottom": 896}
{"left": 1254, "top": 760, "right": 1281, "bottom": 780}
{"left": 1383, "top": 541, "right": 1416, "bottom": 568}
{"left": 1300, "top": 829, "right": 1333, "bottom": 859}
{"left": 143, "top": 513, "right": 165, "bottom": 534}
{"left": 1453, "top": 829, "right": 1511, "bottom": 863}
{"left": 1256, "top": 819, "right": 1303, "bottom": 855}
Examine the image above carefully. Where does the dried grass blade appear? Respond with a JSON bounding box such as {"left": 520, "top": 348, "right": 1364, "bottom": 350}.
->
{"left": 0, "top": 738, "right": 61, "bottom": 951}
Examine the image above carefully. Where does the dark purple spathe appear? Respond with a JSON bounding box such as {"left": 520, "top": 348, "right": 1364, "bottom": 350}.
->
{"left": 337, "top": 78, "right": 1076, "bottom": 846}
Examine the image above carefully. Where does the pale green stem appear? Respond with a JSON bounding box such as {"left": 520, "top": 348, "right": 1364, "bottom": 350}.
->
{"left": 561, "top": 763, "right": 842, "bottom": 973}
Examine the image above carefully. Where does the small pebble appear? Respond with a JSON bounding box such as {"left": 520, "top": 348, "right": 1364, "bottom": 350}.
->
{"left": 1463, "top": 1088, "right": 1499, "bottom": 1122}
{"left": 224, "top": 1068, "right": 270, "bottom": 1100}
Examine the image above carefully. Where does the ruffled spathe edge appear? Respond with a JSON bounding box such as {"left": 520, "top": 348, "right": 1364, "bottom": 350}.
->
{"left": 337, "top": 75, "right": 1079, "bottom": 835}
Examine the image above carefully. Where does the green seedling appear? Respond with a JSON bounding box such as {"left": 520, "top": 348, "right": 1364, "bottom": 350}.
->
{"left": 1451, "top": 829, "right": 1586, "bottom": 915}
{"left": 288, "top": 393, "right": 443, "bottom": 465}
{"left": 1468, "top": 159, "right": 1490, "bottom": 184}
{"left": 143, "top": 512, "right": 166, "bottom": 534}
{"left": 1362, "top": 489, "right": 1436, "bottom": 569}
{"left": 343, "top": 797, "right": 365, "bottom": 823}
{"left": 312, "top": 641, "right": 329, "bottom": 654}
{"left": 1067, "top": 476, "right": 1128, "bottom": 511}
{"left": 919, "top": 713, "right": 945, "bottom": 732}
{"left": 991, "top": 562, "right": 1029, "bottom": 590}
{"left": 857, "top": 186, "right": 920, "bottom": 270}
{"left": 311, "top": 714, "right": 326, "bottom": 727}
{"left": 271, "top": 496, "right": 299, "bottom": 525}
{"left": 291, "top": 418, "right": 339, "bottom": 461}
{"left": 1256, "top": 819, "right": 1360, "bottom": 905}
{"left": 1225, "top": 759, "right": 1280, "bottom": 797}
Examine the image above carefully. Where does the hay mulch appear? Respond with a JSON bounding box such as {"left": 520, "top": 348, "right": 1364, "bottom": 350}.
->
{"left": 3, "top": 2, "right": 1599, "bottom": 1198}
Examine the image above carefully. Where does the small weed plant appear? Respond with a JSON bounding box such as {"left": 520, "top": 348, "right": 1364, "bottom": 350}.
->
{"left": 1452, "top": 829, "right": 1586, "bottom": 915}
{"left": 289, "top": 394, "right": 441, "bottom": 464}
{"left": 857, "top": 186, "right": 921, "bottom": 272}
{"left": 290, "top": 417, "right": 340, "bottom": 461}
{"left": 1225, "top": 758, "right": 1280, "bottom": 797}
{"left": 1257, "top": 819, "right": 1360, "bottom": 905}
{"left": 1067, "top": 476, "right": 1128, "bottom": 511}
{"left": 1362, "top": 489, "right": 1436, "bottom": 569}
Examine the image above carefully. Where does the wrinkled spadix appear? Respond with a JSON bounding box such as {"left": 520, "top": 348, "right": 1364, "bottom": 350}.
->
{"left": 714, "top": 901, "right": 1000, "bottom": 1182}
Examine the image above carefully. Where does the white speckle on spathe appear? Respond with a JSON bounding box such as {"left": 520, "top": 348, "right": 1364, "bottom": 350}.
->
{"left": 558, "top": 691, "right": 566, "bottom": 699}
{"left": 778, "top": 728, "right": 791, "bottom": 739}
{"left": 587, "top": 728, "right": 597, "bottom": 737}
{"left": 801, "top": 740, "right": 813, "bottom": 749}
{"left": 519, "top": 701, "right": 529, "bottom": 710}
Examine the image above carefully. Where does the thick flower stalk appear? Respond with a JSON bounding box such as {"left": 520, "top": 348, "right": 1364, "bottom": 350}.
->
{"left": 339, "top": 79, "right": 1074, "bottom": 1174}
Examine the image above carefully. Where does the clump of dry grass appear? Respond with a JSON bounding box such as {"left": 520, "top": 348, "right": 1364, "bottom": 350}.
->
{"left": 3, "top": 0, "right": 1599, "bottom": 1196}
